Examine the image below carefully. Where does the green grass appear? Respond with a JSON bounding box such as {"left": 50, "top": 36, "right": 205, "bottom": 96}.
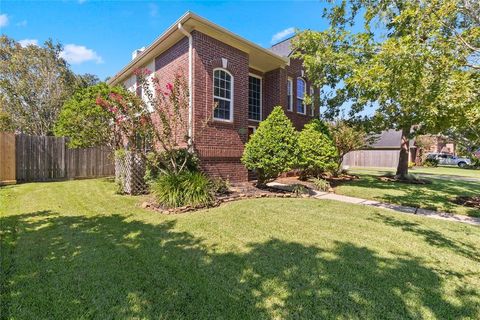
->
{"left": 350, "top": 166, "right": 480, "bottom": 179}
{"left": 337, "top": 168, "right": 480, "bottom": 217}
{"left": 1, "top": 179, "right": 479, "bottom": 319}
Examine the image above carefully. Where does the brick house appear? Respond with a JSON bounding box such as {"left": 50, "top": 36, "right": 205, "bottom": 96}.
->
{"left": 108, "top": 12, "right": 317, "bottom": 182}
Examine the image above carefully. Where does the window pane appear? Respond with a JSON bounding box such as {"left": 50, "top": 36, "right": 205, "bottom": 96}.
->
{"left": 248, "top": 76, "right": 261, "bottom": 121}
{"left": 297, "top": 78, "right": 305, "bottom": 99}
{"left": 213, "top": 70, "right": 232, "bottom": 100}
{"left": 297, "top": 99, "right": 304, "bottom": 114}
{"left": 214, "top": 98, "right": 231, "bottom": 120}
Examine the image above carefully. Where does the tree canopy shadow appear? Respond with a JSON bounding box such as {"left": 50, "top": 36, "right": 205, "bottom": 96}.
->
{"left": 1, "top": 211, "right": 478, "bottom": 319}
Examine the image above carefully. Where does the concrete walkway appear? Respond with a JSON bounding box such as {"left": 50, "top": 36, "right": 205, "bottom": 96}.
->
{"left": 313, "top": 191, "right": 480, "bottom": 226}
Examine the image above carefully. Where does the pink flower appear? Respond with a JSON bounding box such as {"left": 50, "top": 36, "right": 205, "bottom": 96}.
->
{"left": 166, "top": 83, "right": 173, "bottom": 91}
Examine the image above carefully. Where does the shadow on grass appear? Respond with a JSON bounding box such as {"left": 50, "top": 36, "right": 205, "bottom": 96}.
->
{"left": 337, "top": 175, "right": 480, "bottom": 217}
{"left": 1, "top": 211, "right": 478, "bottom": 319}
{"left": 369, "top": 213, "right": 480, "bottom": 263}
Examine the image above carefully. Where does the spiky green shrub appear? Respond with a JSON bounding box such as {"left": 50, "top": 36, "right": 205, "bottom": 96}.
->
{"left": 241, "top": 106, "right": 299, "bottom": 185}
{"left": 152, "top": 171, "right": 214, "bottom": 208}
{"left": 310, "top": 177, "right": 331, "bottom": 192}
{"left": 298, "top": 119, "right": 338, "bottom": 178}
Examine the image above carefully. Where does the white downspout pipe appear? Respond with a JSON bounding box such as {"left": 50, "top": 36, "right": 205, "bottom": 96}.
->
{"left": 178, "top": 23, "right": 193, "bottom": 151}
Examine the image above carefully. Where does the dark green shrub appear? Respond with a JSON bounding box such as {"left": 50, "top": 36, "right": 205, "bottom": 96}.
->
{"left": 241, "top": 106, "right": 299, "bottom": 185}
{"left": 152, "top": 171, "right": 214, "bottom": 208}
{"left": 210, "top": 177, "right": 230, "bottom": 195}
{"left": 298, "top": 119, "right": 338, "bottom": 178}
{"left": 181, "top": 171, "right": 215, "bottom": 207}
{"left": 291, "top": 184, "right": 308, "bottom": 197}
{"left": 423, "top": 158, "right": 439, "bottom": 167}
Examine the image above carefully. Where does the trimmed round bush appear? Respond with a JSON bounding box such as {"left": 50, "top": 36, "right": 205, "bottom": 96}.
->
{"left": 298, "top": 119, "right": 338, "bottom": 178}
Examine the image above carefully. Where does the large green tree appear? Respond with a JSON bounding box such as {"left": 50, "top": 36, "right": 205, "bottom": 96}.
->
{"left": 0, "top": 36, "right": 78, "bottom": 135}
{"left": 294, "top": 0, "right": 480, "bottom": 178}
{"left": 54, "top": 83, "right": 128, "bottom": 148}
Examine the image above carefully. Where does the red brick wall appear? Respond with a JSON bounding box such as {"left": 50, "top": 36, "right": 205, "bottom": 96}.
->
{"left": 152, "top": 36, "right": 190, "bottom": 149}
{"left": 192, "top": 31, "right": 249, "bottom": 182}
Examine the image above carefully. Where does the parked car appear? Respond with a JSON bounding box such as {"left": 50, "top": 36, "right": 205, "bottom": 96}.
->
{"left": 426, "top": 153, "right": 471, "bottom": 167}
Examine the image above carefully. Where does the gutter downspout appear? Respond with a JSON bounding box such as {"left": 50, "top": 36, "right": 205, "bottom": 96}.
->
{"left": 178, "top": 23, "right": 193, "bottom": 151}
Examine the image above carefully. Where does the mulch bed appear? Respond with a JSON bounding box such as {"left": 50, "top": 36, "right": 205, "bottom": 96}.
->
{"left": 141, "top": 181, "right": 313, "bottom": 215}
{"left": 453, "top": 195, "right": 480, "bottom": 209}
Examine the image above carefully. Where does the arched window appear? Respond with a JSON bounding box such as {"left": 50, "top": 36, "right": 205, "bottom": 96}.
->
{"left": 297, "top": 78, "right": 306, "bottom": 114}
{"left": 213, "top": 69, "right": 233, "bottom": 121}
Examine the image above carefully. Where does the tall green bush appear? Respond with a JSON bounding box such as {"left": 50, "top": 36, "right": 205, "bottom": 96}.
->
{"left": 298, "top": 119, "right": 338, "bottom": 178}
{"left": 241, "top": 106, "right": 299, "bottom": 185}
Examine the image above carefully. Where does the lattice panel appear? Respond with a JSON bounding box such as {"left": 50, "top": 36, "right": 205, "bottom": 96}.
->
{"left": 115, "top": 151, "right": 147, "bottom": 195}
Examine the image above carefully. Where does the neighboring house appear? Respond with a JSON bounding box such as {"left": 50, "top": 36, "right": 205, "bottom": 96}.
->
{"left": 108, "top": 12, "right": 317, "bottom": 182}
{"left": 342, "top": 130, "right": 416, "bottom": 168}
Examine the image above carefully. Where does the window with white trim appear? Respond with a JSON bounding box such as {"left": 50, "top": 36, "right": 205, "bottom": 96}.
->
{"left": 287, "top": 78, "right": 293, "bottom": 111}
{"left": 310, "top": 87, "right": 315, "bottom": 117}
{"left": 297, "top": 78, "right": 306, "bottom": 114}
{"left": 213, "top": 69, "right": 233, "bottom": 121}
{"left": 248, "top": 75, "right": 262, "bottom": 121}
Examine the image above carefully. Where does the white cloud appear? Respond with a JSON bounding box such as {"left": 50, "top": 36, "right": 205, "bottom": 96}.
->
{"left": 149, "top": 3, "right": 159, "bottom": 17}
{"left": 18, "top": 39, "right": 38, "bottom": 47}
{"left": 271, "top": 27, "right": 295, "bottom": 44}
{"left": 16, "top": 20, "right": 27, "bottom": 27}
{"left": 0, "top": 14, "right": 9, "bottom": 27}
{"left": 60, "top": 44, "right": 103, "bottom": 64}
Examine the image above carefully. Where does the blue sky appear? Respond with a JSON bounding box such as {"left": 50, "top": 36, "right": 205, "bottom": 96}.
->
{"left": 0, "top": 0, "right": 332, "bottom": 80}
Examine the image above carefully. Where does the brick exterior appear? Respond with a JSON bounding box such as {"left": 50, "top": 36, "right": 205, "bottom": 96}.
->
{"left": 191, "top": 31, "right": 250, "bottom": 182}
{"left": 148, "top": 30, "right": 317, "bottom": 182}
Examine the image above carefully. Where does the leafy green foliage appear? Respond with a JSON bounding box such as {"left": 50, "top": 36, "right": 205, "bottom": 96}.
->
{"left": 293, "top": 0, "right": 480, "bottom": 177}
{"left": 329, "top": 121, "right": 369, "bottom": 174}
{"left": 241, "top": 106, "right": 299, "bottom": 185}
{"left": 0, "top": 108, "right": 14, "bottom": 132}
{"left": 55, "top": 83, "right": 127, "bottom": 148}
{"left": 152, "top": 171, "right": 214, "bottom": 208}
{"left": 210, "top": 177, "right": 230, "bottom": 195}
{"left": 144, "top": 149, "right": 199, "bottom": 184}
{"left": 298, "top": 119, "right": 338, "bottom": 178}
{"left": 311, "top": 177, "right": 331, "bottom": 192}
{"left": 0, "top": 36, "right": 77, "bottom": 135}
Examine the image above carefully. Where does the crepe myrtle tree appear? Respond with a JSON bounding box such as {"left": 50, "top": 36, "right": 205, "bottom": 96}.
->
{"left": 293, "top": 0, "right": 480, "bottom": 178}
{"left": 95, "top": 68, "right": 191, "bottom": 174}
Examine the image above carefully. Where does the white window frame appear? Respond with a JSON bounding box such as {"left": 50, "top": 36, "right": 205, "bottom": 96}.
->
{"left": 248, "top": 73, "right": 262, "bottom": 122}
{"left": 213, "top": 68, "right": 234, "bottom": 122}
{"left": 310, "top": 87, "right": 315, "bottom": 117}
{"left": 297, "top": 77, "right": 306, "bottom": 115}
{"left": 287, "top": 78, "right": 293, "bottom": 111}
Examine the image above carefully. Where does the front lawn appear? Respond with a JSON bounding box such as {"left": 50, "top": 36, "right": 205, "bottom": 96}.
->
{"left": 350, "top": 166, "right": 480, "bottom": 179}
{"left": 1, "top": 179, "right": 479, "bottom": 319}
{"left": 336, "top": 169, "right": 480, "bottom": 217}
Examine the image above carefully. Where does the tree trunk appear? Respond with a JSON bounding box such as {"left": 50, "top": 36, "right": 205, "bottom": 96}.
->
{"left": 396, "top": 127, "right": 410, "bottom": 179}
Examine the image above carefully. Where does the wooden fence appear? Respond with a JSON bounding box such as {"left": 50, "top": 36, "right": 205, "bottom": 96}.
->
{"left": 0, "top": 133, "right": 114, "bottom": 184}
{"left": 0, "top": 132, "right": 16, "bottom": 185}
{"left": 342, "top": 149, "right": 400, "bottom": 168}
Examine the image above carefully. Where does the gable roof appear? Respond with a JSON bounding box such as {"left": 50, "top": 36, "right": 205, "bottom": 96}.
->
{"left": 108, "top": 12, "right": 289, "bottom": 86}
{"left": 269, "top": 36, "right": 295, "bottom": 57}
